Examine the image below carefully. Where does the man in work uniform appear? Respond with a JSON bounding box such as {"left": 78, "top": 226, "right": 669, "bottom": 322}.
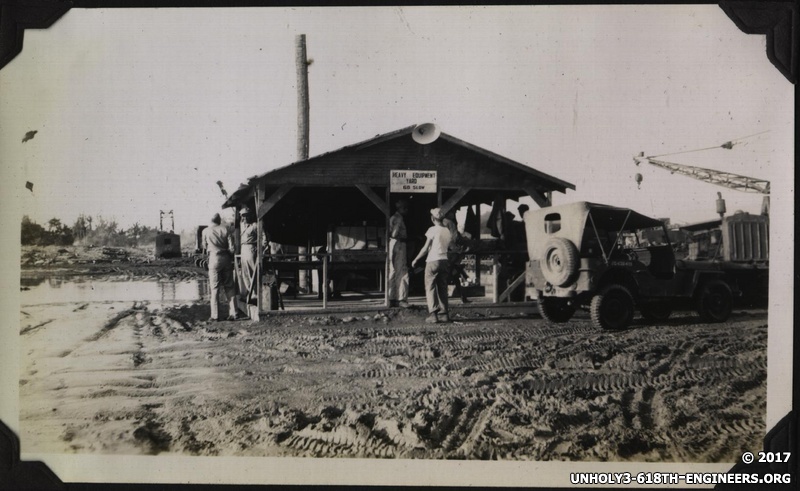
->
{"left": 388, "top": 199, "right": 410, "bottom": 307}
{"left": 239, "top": 206, "right": 265, "bottom": 307}
{"left": 412, "top": 208, "right": 453, "bottom": 323}
{"left": 203, "top": 213, "right": 239, "bottom": 321}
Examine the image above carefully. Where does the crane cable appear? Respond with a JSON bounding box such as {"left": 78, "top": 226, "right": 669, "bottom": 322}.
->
{"left": 645, "top": 130, "right": 770, "bottom": 159}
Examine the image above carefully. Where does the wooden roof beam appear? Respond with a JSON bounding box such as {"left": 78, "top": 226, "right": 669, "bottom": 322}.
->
{"left": 524, "top": 187, "right": 552, "bottom": 208}
{"left": 439, "top": 187, "right": 470, "bottom": 216}
{"left": 355, "top": 184, "right": 389, "bottom": 216}
{"left": 257, "top": 184, "right": 294, "bottom": 219}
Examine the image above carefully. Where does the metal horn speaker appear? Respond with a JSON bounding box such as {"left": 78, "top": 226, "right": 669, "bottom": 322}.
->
{"left": 412, "top": 123, "right": 441, "bottom": 145}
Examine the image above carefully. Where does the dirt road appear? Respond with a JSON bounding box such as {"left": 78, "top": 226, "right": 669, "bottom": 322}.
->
{"left": 19, "top": 296, "right": 767, "bottom": 462}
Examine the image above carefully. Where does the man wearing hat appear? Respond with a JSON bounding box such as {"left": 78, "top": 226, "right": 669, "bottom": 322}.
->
{"left": 202, "top": 213, "right": 239, "bottom": 321}
{"left": 412, "top": 208, "right": 453, "bottom": 323}
{"left": 239, "top": 206, "right": 265, "bottom": 307}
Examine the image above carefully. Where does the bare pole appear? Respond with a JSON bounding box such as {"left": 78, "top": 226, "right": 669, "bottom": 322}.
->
{"left": 296, "top": 34, "right": 310, "bottom": 162}
{"left": 296, "top": 34, "right": 310, "bottom": 293}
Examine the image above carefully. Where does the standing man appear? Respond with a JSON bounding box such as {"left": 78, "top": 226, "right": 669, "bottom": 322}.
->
{"left": 388, "top": 199, "right": 410, "bottom": 308}
{"left": 239, "top": 206, "right": 264, "bottom": 307}
{"left": 203, "top": 213, "right": 239, "bottom": 321}
{"left": 412, "top": 208, "right": 453, "bottom": 324}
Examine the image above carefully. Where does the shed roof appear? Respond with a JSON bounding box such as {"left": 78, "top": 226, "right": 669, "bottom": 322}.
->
{"left": 223, "top": 125, "right": 575, "bottom": 208}
{"left": 222, "top": 125, "right": 577, "bottom": 245}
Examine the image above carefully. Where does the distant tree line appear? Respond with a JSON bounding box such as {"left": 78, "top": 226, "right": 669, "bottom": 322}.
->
{"left": 21, "top": 215, "right": 162, "bottom": 248}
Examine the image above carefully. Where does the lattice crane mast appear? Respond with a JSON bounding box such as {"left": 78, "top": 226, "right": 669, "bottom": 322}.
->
{"left": 634, "top": 153, "right": 770, "bottom": 194}
{"left": 634, "top": 151, "right": 770, "bottom": 216}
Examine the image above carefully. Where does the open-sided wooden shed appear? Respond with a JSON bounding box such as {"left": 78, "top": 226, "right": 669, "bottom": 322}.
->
{"left": 223, "top": 124, "right": 575, "bottom": 316}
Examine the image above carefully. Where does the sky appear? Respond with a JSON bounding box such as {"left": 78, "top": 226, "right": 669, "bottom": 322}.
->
{"left": 0, "top": 5, "right": 793, "bottom": 234}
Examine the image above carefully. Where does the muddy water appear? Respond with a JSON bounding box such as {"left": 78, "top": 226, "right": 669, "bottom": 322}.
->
{"left": 20, "top": 276, "right": 208, "bottom": 306}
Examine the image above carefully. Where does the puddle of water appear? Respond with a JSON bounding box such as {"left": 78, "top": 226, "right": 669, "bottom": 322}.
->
{"left": 20, "top": 276, "right": 208, "bottom": 306}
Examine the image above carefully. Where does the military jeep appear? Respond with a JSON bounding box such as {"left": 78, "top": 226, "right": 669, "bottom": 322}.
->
{"left": 524, "top": 201, "right": 737, "bottom": 330}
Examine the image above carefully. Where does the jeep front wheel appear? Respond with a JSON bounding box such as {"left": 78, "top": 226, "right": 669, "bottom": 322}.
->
{"left": 696, "top": 280, "right": 733, "bottom": 323}
{"left": 590, "top": 284, "right": 635, "bottom": 330}
{"left": 540, "top": 237, "right": 579, "bottom": 287}
{"left": 538, "top": 297, "right": 576, "bottom": 324}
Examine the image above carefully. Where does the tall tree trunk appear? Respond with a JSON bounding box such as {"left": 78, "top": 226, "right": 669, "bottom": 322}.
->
{"left": 296, "top": 34, "right": 310, "bottom": 292}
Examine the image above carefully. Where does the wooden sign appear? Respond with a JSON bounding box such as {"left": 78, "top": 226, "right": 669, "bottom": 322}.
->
{"left": 390, "top": 170, "right": 437, "bottom": 193}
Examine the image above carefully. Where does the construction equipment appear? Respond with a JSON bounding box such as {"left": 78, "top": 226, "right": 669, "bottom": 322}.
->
{"left": 633, "top": 147, "right": 769, "bottom": 307}
{"left": 633, "top": 148, "right": 770, "bottom": 215}
{"left": 155, "top": 210, "right": 181, "bottom": 258}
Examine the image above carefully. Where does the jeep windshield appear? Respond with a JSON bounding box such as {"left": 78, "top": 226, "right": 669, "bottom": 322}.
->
{"left": 581, "top": 205, "right": 668, "bottom": 261}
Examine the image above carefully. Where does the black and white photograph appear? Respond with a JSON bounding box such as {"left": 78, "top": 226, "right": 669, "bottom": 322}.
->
{"left": 0, "top": 3, "right": 794, "bottom": 487}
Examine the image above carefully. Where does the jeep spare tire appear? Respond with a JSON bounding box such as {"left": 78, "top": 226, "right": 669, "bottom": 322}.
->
{"left": 540, "top": 237, "right": 579, "bottom": 287}
{"left": 590, "top": 284, "right": 635, "bottom": 330}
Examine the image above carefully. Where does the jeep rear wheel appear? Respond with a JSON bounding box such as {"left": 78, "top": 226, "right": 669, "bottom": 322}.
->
{"left": 538, "top": 297, "right": 576, "bottom": 324}
{"left": 590, "top": 284, "right": 635, "bottom": 330}
{"left": 540, "top": 237, "right": 579, "bottom": 287}
{"left": 696, "top": 280, "right": 733, "bottom": 323}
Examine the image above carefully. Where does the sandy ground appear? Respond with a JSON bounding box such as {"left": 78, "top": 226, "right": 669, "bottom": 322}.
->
{"left": 18, "top": 266, "right": 767, "bottom": 462}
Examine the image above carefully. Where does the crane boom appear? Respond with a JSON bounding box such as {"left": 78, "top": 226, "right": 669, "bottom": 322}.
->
{"left": 634, "top": 155, "right": 770, "bottom": 195}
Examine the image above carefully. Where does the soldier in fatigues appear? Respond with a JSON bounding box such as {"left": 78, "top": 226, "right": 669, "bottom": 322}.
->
{"left": 239, "top": 207, "right": 265, "bottom": 307}
{"left": 202, "top": 213, "right": 239, "bottom": 321}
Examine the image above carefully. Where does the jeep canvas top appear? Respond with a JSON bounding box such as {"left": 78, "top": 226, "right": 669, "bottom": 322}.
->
{"left": 524, "top": 201, "right": 745, "bottom": 331}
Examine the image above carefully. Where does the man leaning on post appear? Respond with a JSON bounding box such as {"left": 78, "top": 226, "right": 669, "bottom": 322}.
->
{"left": 388, "top": 199, "right": 410, "bottom": 308}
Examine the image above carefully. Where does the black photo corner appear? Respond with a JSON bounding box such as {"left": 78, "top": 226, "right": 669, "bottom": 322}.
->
{"left": 0, "top": 1, "right": 797, "bottom": 489}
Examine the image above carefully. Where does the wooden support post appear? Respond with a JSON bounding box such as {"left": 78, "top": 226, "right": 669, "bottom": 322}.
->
{"left": 298, "top": 244, "right": 308, "bottom": 294}
{"left": 308, "top": 239, "right": 314, "bottom": 294}
{"left": 322, "top": 254, "right": 328, "bottom": 309}
{"left": 384, "top": 187, "right": 390, "bottom": 307}
{"left": 492, "top": 254, "right": 500, "bottom": 304}
{"left": 475, "top": 204, "right": 481, "bottom": 287}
